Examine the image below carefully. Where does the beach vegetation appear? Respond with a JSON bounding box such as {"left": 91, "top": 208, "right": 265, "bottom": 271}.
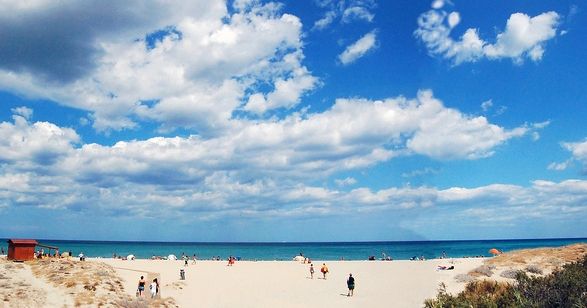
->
{"left": 499, "top": 269, "right": 521, "bottom": 279}
{"left": 525, "top": 264, "right": 543, "bottom": 275}
{"left": 425, "top": 254, "right": 587, "bottom": 307}
{"left": 470, "top": 265, "right": 495, "bottom": 277}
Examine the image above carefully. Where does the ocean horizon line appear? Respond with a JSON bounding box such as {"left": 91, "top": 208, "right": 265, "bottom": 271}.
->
{"left": 4, "top": 236, "right": 586, "bottom": 245}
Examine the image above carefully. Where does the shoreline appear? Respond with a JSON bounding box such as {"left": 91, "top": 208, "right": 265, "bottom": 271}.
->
{"left": 1, "top": 243, "right": 585, "bottom": 307}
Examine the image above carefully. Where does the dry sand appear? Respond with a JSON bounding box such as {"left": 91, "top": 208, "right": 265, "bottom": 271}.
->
{"left": 1, "top": 243, "right": 584, "bottom": 307}
{"left": 100, "top": 257, "right": 484, "bottom": 308}
{"left": 0, "top": 257, "right": 175, "bottom": 308}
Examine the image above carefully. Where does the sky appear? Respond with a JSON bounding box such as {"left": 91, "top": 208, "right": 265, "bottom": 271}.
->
{"left": 0, "top": 0, "right": 586, "bottom": 242}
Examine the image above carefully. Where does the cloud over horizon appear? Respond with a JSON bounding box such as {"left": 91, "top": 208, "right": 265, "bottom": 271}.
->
{"left": 0, "top": 91, "right": 545, "bottom": 221}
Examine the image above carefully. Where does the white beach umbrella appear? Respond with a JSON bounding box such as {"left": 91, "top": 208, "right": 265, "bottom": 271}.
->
{"left": 293, "top": 255, "right": 305, "bottom": 262}
{"left": 168, "top": 254, "right": 177, "bottom": 260}
{"left": 127, "top": 254, "right": 135, "bottom": 260}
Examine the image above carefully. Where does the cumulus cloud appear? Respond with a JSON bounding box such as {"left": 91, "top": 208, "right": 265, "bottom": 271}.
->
{"left": 0, "top": 91, "right": 545, "bottom": 220}
{"left": 0, "top": 1, "right": 318, "bottom": 133}
{"left": 10, "top": 106, "right": 33, "bottom": 120}
{"left": 415, "top": 2, "right": 560, "bottom": 64}
{"left": 338, "top": 31, "right": 378, "bottom": 65}
{"left": 0, "top": 112, "right": 79, "bottom": 167}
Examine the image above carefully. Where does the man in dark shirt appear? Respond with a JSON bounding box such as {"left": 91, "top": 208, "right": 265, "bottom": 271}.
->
{"left": 347, "top": 273, "right": 355, "bottom": 297}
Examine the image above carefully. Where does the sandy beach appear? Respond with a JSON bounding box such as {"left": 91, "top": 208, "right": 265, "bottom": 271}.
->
{"left": 99, "top": 257, "right": 484, "bottom": 308}
{"left": 1, "top": 243, "right": 585, "bottom": 307}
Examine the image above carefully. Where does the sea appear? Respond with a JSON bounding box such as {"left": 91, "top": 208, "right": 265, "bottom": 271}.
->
{"left": 2, "top": 238, "right": 585, "bottom": 261}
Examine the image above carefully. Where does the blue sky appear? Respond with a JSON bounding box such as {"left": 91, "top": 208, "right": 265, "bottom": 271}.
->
{"left": 0, "top": 0, "right": 586, "bottom": 242}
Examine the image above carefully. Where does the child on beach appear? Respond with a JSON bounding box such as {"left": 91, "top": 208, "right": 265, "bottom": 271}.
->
{"left": 310, "top": 264, "right": 314, "bottom": 279}
{"left": 320, "top": 263, "right": 329, "bottom": 279}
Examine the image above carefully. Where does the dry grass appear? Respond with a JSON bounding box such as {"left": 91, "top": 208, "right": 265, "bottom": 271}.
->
{"left": 486, "top": 243, "right": 587, "bottom": 272}
{"left": 469, "top": 243, "right": 587, "bottom": 282}
{"left": 470, "top": 265, "right": 495, "bottom": 277}
{"left": 28, "top": 258, "right": 178, "bottom": 307}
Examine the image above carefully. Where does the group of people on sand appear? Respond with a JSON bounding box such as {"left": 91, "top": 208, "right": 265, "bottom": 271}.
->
{"left": 227, "top": 256, "right": 236, "bottom": 266}
{"left": 308, "top": 263, "right": 355, "bottom": 297}
{"left": 137, "top": 276, "right": 159, "bottom": 299}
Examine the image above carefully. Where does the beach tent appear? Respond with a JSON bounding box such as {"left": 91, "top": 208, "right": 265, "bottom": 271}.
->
{"left": 127, "top": 254, "right": 135, "bottom": 260}
{"left": 168, "top": 254, "right": 177, "bottom": 260}
{"left": 293, "top": 255, "right": 305, "bottom": 262}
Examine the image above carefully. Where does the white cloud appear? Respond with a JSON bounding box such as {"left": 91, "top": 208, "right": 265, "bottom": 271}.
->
{"left": 431, "top": 0, "right": 444, "bottom": 9}
{"left": 0, "top": 115, "right": 79, "bottom": 167}
{"left": 342, "top": 6, "right": 374, "bottom": 23}
{"left": 562, "top": 139, "right": 587, "bottom": 172}
{"left": 313, "top": 10, "right": 337, "bottom": 30}
{"left": 0, "top": 91, "right": 548, "bottom": 219}
{"left": 244, "top": 52, "right": 319, "bottom": 114}
{"left": 548, "top": 160, "right": 571, "bottom": 171}
{"left": 447, "top": 11, "right": 460, "bottom": 28}
{"left": 0, "top": 1, "right": 317, "bottom": 133}
{"left": 312, "top": 0, "right": 375, "bottom": 31}
{"left": 401, "top": 167, "right": 439, "bottom": 178}
{"left": 480, "top": 99, "right": 493, "bottom": 112}
{"left": 338, "top": 31, "right": 378, "bottom": 65}
{"left": 335, "top": 177, "right": 357, "bottom": 186}
{"left": 10, "top": 106, "right": 33, "bottom": 120}
{"left": 483, "top": 12, "right": 559, "bottom": 62}
{"left": 415, "top": 2, "right": 560, "bottom": 65}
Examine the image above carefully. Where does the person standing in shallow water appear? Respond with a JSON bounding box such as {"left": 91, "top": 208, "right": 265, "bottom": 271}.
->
{"left": 347, "top": 273, "right": 355, "bottom": 297}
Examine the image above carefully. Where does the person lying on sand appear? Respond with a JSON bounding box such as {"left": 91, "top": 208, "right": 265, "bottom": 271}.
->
{"left": 436, "top": 265, "right": 454, "bottom": 270}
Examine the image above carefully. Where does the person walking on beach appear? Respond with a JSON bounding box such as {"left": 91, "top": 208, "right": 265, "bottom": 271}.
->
{"left": 321, "top": 263, "right": 329, "bottom": 279}
{"left": 150, "top": 278, "right": 159, "bottom": 298}
{"left": 137, "top": 276, "right": 146, "bottom": 297}
{"left": 347, "top": 273, "right": 355, "bottom": 297}
{"left": 310, "top": 264, "right": 315, "bottom": 279}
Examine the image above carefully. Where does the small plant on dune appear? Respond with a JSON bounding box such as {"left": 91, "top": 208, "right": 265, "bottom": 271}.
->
{"left": 525, "top": 264, "right": 543, "bottom": 275}
{"left": 499, "top": 269, "right": 521, "bottom": 279}
{"left": 425, "top": 254, "right": 587, "bottom": 308}
{"left": 471, "top": 265, "right": 495, "bottom": 277}
{"left": 454, "top": 273, "right": 474, "bottom": 283}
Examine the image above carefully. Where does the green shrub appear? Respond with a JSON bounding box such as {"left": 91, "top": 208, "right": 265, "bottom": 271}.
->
{"left": 425, "top": 254, "right": 587, "bottom": 308}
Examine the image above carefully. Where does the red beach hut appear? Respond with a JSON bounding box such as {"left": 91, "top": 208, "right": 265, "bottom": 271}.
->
{"left": 7, "top": 239, "right": 38, "bottom": 261}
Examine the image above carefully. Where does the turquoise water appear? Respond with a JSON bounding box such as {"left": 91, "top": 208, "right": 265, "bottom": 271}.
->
{"left": 2, "top": 238, "right": 585, "bottom": 261}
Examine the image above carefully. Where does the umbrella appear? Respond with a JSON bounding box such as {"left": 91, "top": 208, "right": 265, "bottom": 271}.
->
{"left": 127, "top": 254, "right": 135, "bottom": 260}
{"left": 488, "top": 248, "right": 501, "bottom": 255}
{"left": 168, "top": 254, "right": 177, "bottom": 260}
